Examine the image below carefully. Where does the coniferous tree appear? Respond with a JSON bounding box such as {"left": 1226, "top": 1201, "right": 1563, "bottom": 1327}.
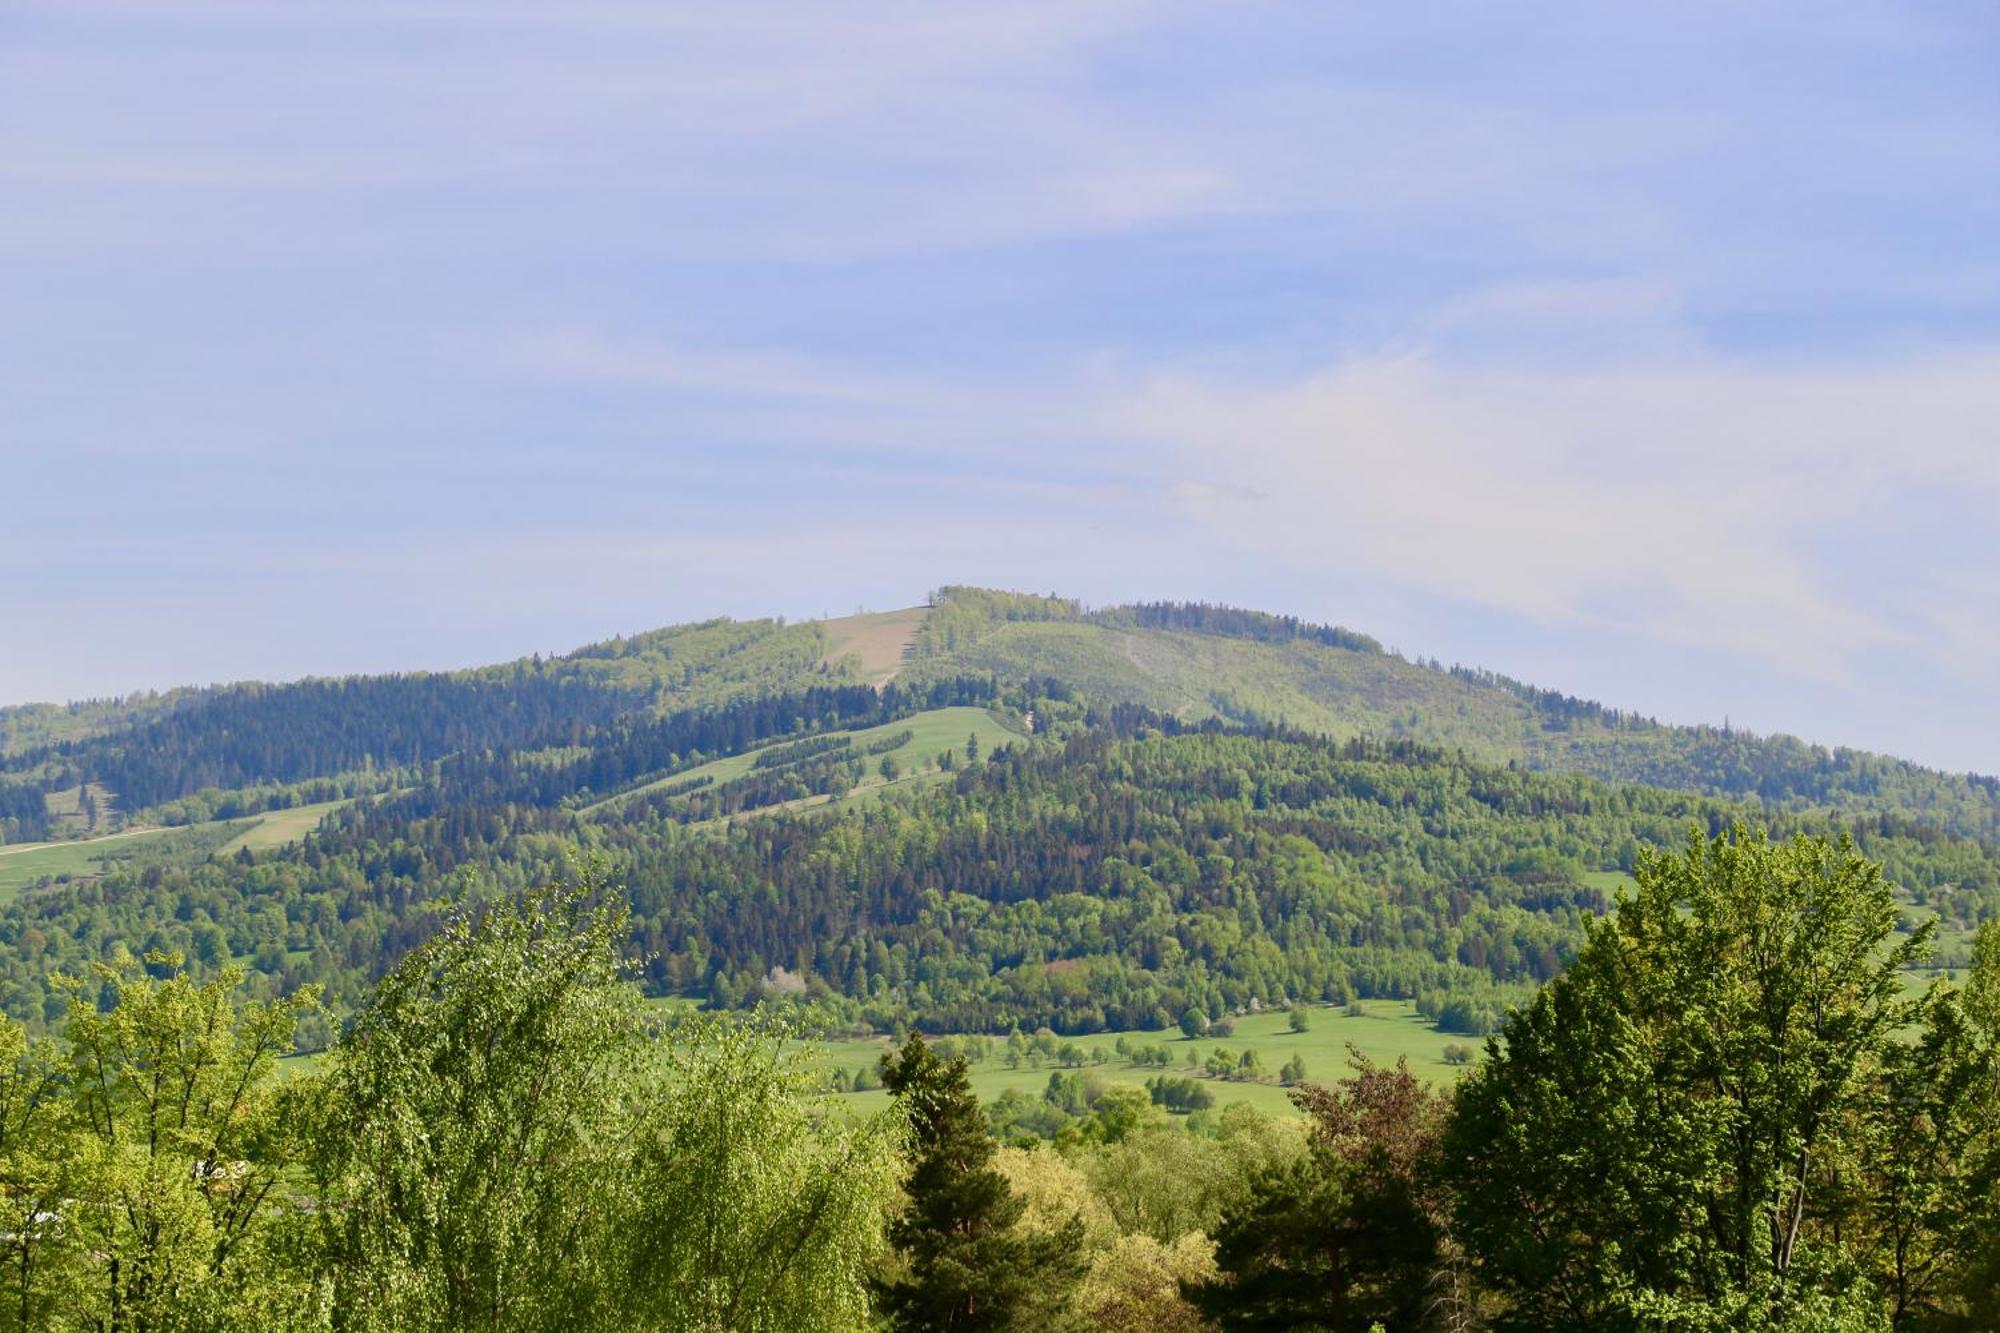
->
{"left": 875, "top": 1033, "right": 1084, "bottom": 1330}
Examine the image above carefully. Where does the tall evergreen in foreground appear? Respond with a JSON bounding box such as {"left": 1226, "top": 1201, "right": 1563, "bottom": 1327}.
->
{"left": 876, "top": 1032, "right": 1085, "bottom": 1330}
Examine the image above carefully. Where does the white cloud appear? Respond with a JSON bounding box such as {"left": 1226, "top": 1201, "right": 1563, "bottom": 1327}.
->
{"left": 1123, "top": 349, "right": 2000, "bottom": 678}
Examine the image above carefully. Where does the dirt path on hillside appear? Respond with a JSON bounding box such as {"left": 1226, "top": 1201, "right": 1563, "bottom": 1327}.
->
{"left": 0, "top": 825, "right": 162, "bottom": 857}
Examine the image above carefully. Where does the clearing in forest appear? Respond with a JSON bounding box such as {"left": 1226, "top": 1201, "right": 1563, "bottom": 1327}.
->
{"left": 581, "top": 704, "right": 1020, "bottom": 819}
{"left": 819, "top": 606, "right": 928, "bottom": 686}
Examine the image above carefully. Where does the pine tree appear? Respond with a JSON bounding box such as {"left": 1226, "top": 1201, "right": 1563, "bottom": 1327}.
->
{"left": 875, "top": 1033, "right": 1083, "bottom": 1330}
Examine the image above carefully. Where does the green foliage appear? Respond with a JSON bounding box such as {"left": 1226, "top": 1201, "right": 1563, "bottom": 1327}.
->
{"left": 876, "top": 1032, "right": 1086, "bottom": 1330}
{"left": 1444, "top": 827, "right": 1987, "bottom": 1329}
{"left": 304, "top": 867, "right": 645, "bottom": 1330}
{"left": 612, "top": 1013, "right": 903, "bottom": 1332}
{"left": 49, "top": 956, "right": 321, "bottom": 1330}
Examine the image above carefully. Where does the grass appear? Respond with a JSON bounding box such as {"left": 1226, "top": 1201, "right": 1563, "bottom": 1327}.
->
{"left": 583, "top": 705, "right": 1023, "bottom": 819}
{"left": 215, "top": 797, "right": 354, "bottom": 855}
{"left": 1581, "top": 869, "right": 1636, "bottom": 895}
{"left": 802, "top": 999, "right": 1476, "bottom": 1119}
{"left": 0, "top": 826, "right": 192, "bottom": 899}
{"left": 817, "top": 606, "right": 928, "bottom": 687}
{"left": 0, "top": 797, "right": 355, "bottom": 899}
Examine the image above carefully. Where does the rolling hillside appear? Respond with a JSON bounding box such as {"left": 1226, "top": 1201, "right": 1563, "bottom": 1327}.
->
{"left": 6, "top": 588, "right": 1995, "bottom": 851}
{"left": 0, "top": 585, "right": 1993, "bottom": 1040}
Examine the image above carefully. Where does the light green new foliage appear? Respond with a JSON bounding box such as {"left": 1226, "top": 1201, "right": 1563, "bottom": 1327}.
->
{"left": 0, "top": 1018, "right": 72, "bottom": 1332}
{"left": 51, "top": 957, "right": 321, "bottom": 1332}
{"left": 614, "top": 1012, "right": 903, "bottom": 1333}
{"left": 305, "top": 861, "right": 906, "bottom": 1333}
{"left": 305, "top": 868, "right": 645, "bottom": 1333}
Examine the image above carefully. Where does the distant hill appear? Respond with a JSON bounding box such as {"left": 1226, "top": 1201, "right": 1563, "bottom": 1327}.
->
{"left": 4, "top": 586, "right": 1996, "bottom": 845}
{"left": 0, "top": 585, "right": 1994, "bottom": 1036}
{"left": 901, "top": 588, "right": 2000, "bottom": 839}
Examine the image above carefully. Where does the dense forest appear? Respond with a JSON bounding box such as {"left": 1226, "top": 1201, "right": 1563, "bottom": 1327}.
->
{"left": 5, "top": 835, "right": 1999, "bottom": 1330}
{"left": 0, "top": 693, "right": 1993, "bottom": 1044}
{"left": 0, "top": 591, "right": 1997, "bottom": 1328}
{"left": 9, "top": 587, "right": 1997, "bottom": 844}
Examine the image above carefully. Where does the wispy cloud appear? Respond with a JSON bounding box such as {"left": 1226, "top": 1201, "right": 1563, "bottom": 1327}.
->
{"left": 4, "top": 1, "right": 1999, "bottom": 770}
{"left": 1126, "top": 348, "right": 2000, "bottom": 679}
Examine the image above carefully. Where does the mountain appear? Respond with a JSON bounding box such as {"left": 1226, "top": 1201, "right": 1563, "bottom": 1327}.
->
{"left": 0, "top": 586, "right": 1992, "bottom": 1035}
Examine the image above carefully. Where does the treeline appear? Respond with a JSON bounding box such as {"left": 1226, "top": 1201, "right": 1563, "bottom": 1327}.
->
{"left": 6, "top": 670, "right": 648, "bottom": 810}
{"left": 7, "top": 705, "right": 1988, "bottom": 1035}
{"left": 372, "top": 676, "right": 994, "bottom": 813}
{"left": 0, "top": 781, "right": 49, "bottom": 844}
{"left": 0, "top": 696, "right": 1993, "bottom": 1041}
{"left": 1538, "top": 725, "right": 2000, "bottom": 841}
{"left": 8, "top": 836, "right": 1998, "bottom": 1330}
{"left": 1096, "top": 600, "right": 1384, "bottom": 655}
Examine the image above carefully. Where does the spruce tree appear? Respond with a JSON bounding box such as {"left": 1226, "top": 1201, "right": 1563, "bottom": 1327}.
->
{"left": 876, "top": 1032, "right": 1083, "bottom": 1330}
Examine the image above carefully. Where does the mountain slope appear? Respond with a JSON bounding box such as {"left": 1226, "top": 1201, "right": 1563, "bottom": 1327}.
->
{"left": 900, "top": 588, "right": 2000, "bottom": 838}
{"left": 0, "top": 587, "right": 1994, "bottom": 1039}
{"left": 2, "top": 586, "right": 1995, "bottom": 850}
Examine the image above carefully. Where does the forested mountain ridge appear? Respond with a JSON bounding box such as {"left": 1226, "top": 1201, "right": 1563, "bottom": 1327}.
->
{"left": 904, "top": 588, "right": 2000, "bottom": 837}
{"left": 4, "top": 585, "right": 1994, "bottom": 847}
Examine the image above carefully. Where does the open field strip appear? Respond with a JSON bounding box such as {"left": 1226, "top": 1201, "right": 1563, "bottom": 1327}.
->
{"left": 215, "top": 797, "right": 356, "bottom": 854}
{"left": 0, "top": 826, "right": 193, "bottom": 898}
{"left": 583, "top": 704, "right": 1022, "bottom": 817}
{"left": 0, "top": 797, "right": 357, "bottom": 898}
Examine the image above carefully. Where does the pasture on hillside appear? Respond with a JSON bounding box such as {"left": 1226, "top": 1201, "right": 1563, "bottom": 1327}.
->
{"left": 583, "top": 704, "right": 1023, "bottom": 821}
{"left": 0, "top": 797, "right": 354, "bottom": 899}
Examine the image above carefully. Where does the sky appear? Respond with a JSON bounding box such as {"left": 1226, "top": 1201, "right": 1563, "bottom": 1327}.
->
{"left": 3, "top": 1, "right": 1997, "bottom": 774}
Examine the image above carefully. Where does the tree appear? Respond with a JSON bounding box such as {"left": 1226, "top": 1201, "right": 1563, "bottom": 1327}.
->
{"left": 0, "top": 1016, "right": 75, "bottom": 1331}
{"left": 965, "top": 731, "right": 981, "bottom": 764}
{"left": 876, "top": 1033, "right": 1084, "bottom": 1330}
{"left": 304, "top": 866, "right": 646, "bottom": 1331}
{"left": 1892, "top": 918, "right": 2000, "bottom": 1327}
{"left": 1445, "top": 827, "right": 1933, "bottom": 1329}
{"left": 1288, "top": 1006, "right": 1311, "bottom": 1033}
{"left": 614, "top": 1014, "right": 903, "bottom": 1332}
{"left": 54, "top": 954, "right": 321, "bottom": 1330}
{"left": 1188, "top": 1053, "right": 1453, "bottom": 1331}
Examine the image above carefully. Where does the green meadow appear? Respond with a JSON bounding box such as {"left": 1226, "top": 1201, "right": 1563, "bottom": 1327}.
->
{"left": 804, "top": 998, "right": 1475, "bottom": 1119}
{"left": 583, "top": 704, "right": 1023, "bottom": 819}
{"left": 215, "top": 797, "right": 355, "bottom": 854}
{"left": 0, "top": 797, "right": 353, "bottom": 900}
{"left": 0, "top": 831, "right": 159, "bottom": 899}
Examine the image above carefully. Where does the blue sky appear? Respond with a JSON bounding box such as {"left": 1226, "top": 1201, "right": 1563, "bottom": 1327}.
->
{"left": 3, "top": 1, "right": 1997, "bottom": 774}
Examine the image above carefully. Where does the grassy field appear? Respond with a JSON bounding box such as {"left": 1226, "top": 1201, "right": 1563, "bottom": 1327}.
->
{"left": 215, "top": 797, "right": 354, "bottom": 855}
{"left": 803, "top": 999, "right": 1475, "bottom": 1119}
{"left": 818, "top": 606, "right": 928, "bottom": 686}
{"left": 0, "top": 827, "right": 183, "bottom": 898}
{"left": 0, "top": 797, "right": 355, "bottom": 899}
{"left": 584, "top": 705, "right": 1023, "bottom": 819}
